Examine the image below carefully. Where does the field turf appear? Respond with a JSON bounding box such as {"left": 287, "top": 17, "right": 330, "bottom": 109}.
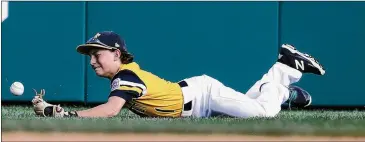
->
{"left": 2, "top": 105, "right": 365, "bottom": 136}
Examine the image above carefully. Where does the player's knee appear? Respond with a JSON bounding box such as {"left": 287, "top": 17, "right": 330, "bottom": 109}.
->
{"left": 249, "top": 107, "right": 279, "bottom": 118}
{"left": 201, "top": 74, "right": 217, "bottom": 82}
{"left": 240, "top": 108, "right": 277, "bottom": 118}
{"left": 201, "top": 74, "right": 210, "bottom": 78}
{"left": 260, "top": 105, "right": 280, "bottom": 118}
{"left": 233, "top": 109, "right": 273, "bottom": 118}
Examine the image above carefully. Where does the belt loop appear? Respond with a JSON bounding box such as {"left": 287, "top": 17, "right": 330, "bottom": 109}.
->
{"left": 178, "top": 80, "right": 188, "bottom": 88}
{"left": 183, "top": 101, "right": 192, "bottom": 111}
{"left": 179, "top": 81, "right": 192, "bottom": 111}
{"left": 179, "top": 80, "right": 193, "bottom": 117}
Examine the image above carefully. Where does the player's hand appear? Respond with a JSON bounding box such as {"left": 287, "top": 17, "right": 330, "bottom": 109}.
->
{"left": 32, "top": 89, "right": 55, "bottom": 117}
{"left": 32, "top": 89, "right": 65, "bottom": 117}
{"left": 32, "top": 89, "right": 78, "bottom": 117}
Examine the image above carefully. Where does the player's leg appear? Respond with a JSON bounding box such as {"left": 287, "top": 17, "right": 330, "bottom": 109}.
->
{"left": 182, "top": 74, "right": 269, "bottom": 118}
{"left": 204, "top": 44, "right": 324, "bottom": 118}
{"left": 246, "top": 44, "right": 325, "bottom": 99}
{"left": 244, "top": 44, "right": 325, "bottom": 115}
{"left": 245, "top": 62, "right": 302, "bottom": 100}
{"left": 181, "top": 44, "right": 325, "bottom": 118}
{"left": 182, "top": 74, "right": 305, "bottom": 118}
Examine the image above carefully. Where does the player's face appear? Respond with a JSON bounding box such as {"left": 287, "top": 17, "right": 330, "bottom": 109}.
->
{"left": 89, "top": 49, "right": 117, "bottom": 78}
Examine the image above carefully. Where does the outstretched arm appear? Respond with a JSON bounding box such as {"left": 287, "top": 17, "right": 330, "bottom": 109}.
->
{"left": 32, "top": 89, "right": 126, "bottom": 118}
{"left": 32, "top": 70, "right": 143, "bottom": 118}
{"left": 76, "top": 96, "right": 125, "bottom": 117}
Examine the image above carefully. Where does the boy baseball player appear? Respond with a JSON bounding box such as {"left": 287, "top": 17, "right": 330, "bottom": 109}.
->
{"left": 32, "top": 31, "right": 325, "bottom": 118}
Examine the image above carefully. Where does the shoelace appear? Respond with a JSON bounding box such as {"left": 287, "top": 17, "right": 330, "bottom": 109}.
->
{"left": 288, "top": 89, "right": 298, "bottom": 110}
{"left": 287, "top": 45, "right": 324, "bottom": 69}
{"left": 304, "top": 53, "right": 324, "bottom": 68}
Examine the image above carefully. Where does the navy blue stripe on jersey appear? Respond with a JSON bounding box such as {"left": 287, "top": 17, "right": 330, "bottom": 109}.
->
{"left": 124, "top": 101, "right": 149, "bottom": 117}
{"left": 130, "top": 108, "right": 149, "bottom": 117}
{"left": 110, "top": 69, "right": 147, "bottom": 98}
{"left": 109, "top": 90, "right": 140, "bottom": 102}
{"left": 111, "top": 70, "right": 146, "bottom": 86}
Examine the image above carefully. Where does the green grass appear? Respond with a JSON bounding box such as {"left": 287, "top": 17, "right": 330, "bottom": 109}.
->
{"left": 2, "top": 105, "right": 365, "bottom": 136}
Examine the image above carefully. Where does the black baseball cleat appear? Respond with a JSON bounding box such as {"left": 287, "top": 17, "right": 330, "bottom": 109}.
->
{"left": 285, "top": 85, "right": 312, "bottom": 108}
{"left": 278, "top": 44, "right": 325, "bottom": 75}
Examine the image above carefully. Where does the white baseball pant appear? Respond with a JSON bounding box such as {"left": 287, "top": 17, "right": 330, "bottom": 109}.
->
{"left": 180, "top": 62, "right": 302, "bottom": 118}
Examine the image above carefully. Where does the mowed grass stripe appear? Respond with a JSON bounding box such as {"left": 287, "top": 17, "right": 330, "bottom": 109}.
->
{"left": 2, "top": 105, "right": 365, "bottom": 136}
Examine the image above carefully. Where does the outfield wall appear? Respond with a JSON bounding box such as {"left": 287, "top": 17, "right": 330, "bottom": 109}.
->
{"left": 2, "top": 2, "right": 365, "bottom": 106}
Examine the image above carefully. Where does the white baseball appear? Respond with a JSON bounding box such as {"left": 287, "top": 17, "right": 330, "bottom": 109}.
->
{"left": 10, "top": 82, "right": 24, "bottom": 96}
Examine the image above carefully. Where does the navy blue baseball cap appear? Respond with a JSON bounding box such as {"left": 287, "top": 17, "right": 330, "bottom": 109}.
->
{"left": 76, "top": 31, "right": 127, "bottom": 55}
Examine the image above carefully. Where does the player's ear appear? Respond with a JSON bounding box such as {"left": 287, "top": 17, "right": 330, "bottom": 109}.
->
{"left": 113, "top": 49, "right": 122, "bottom": 61}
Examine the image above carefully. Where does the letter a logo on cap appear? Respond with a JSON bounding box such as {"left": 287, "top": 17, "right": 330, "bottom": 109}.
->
{"left": 94, "top": 33, "right": 101, "bottom": 39}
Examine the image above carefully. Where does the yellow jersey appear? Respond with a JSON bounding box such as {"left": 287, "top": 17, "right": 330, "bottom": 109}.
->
{"left": 109, "top": 62, "right": 184, "bottom": 117}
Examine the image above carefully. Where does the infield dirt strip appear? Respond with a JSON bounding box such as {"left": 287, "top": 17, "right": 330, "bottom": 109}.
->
{"left": 3, "top": 132, "right": 365, "bottom": 141}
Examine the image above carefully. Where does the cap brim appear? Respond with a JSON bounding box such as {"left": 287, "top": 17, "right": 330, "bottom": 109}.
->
{"left": 76, "top": 44, "right": 114, "bottom": 55}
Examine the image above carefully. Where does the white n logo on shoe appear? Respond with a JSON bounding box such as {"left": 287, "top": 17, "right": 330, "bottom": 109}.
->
{"left": 295, "top": 60, "right": 305, "bottom": 70}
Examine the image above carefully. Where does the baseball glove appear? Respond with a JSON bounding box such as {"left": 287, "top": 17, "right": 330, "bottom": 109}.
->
{"left": 31, "top": 89, "right": 71, "bottom": 117}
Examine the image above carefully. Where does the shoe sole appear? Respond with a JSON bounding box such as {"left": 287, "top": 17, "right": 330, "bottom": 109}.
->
{"left": 282, "top": 44, "right": 326, "bottom": 75}
{"left": 304, "top": 94, "right": 312, "bottom": 107}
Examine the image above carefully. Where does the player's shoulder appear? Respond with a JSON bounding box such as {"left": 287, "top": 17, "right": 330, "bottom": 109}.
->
{"left": 110, "top": 69, "right": 147, "bottom": 92}
{"left": 114, "top": 69, "right": 136, "bottom": 78}
{"left": 112, "top": 69, "right": 143, "bottom": 82}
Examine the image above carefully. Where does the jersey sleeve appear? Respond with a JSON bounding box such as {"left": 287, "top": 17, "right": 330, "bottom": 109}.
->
{"left": 108, "top": 70, "right": 147, "bottom": 102}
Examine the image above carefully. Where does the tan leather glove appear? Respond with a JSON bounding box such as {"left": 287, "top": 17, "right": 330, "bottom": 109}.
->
{"left": 31, "top": 89, "right": 78, "bottom": 117}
